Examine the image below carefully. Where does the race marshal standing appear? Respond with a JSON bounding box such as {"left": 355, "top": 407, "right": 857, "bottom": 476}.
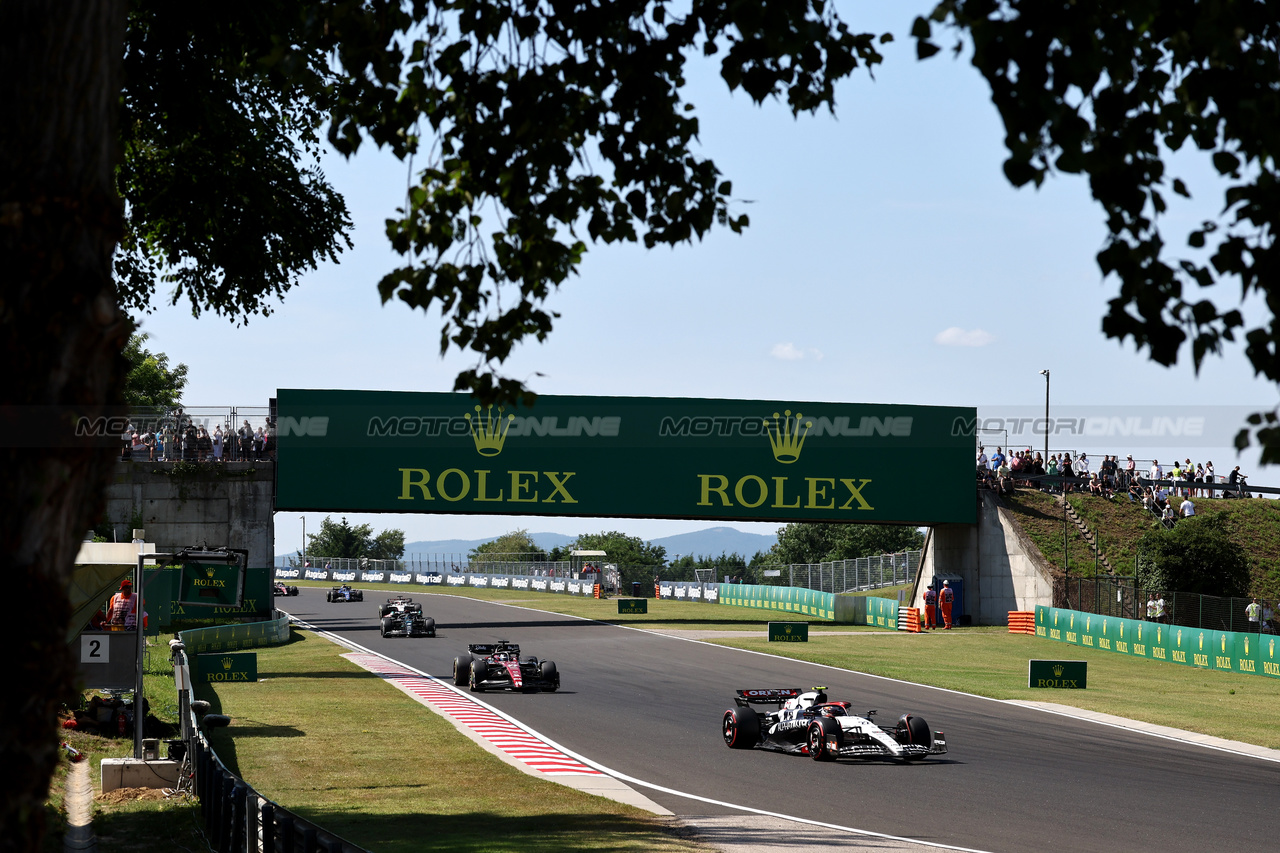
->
{"left": 923, "top": 585, "right": 938, "bottom": 630}
{"left": 940, "top": 580, "right": 955, "bottom": 630}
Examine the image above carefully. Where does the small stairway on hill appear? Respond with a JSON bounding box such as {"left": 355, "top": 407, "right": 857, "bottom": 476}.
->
{"left": 1055, "top": 496, "right": 1116, "bottom": 575}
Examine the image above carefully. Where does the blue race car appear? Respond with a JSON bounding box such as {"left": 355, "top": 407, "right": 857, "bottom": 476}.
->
{"left": 326, "top": 584, "right": 364, "bottom": 603}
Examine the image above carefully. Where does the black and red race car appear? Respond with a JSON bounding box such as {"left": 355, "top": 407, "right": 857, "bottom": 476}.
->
{"left": 722, "top": 688, "right": 947, "bottom": 762}
{"left": 273, "top": 581, "right": 299, "bottom": 596}
{"left": 451, "top": 641, "right": 559, "bottom": 693}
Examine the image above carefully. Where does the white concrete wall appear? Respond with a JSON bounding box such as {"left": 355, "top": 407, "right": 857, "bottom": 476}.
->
{"left": 915, "top": 491, "right": 1054, "bottom": 625}
{"left": 101, "top": 462, "right": 274, "bottom": 566}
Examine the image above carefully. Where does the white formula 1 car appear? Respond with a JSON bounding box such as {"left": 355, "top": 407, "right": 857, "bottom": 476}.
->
{"left": 722, "top": 688, "right": 947, "bottom": 762}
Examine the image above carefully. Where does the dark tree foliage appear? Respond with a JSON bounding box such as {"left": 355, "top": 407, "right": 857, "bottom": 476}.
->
{"left": 770, "top": 522, "right": 925, "bottom": 564}
{"left": 915, "top": 1, "right": 1280, "bottom": 459}
{"left": 311, "top": 0, "right": 887, "bottom": 402}
{"left": 116, "top": 1, "right": 352, "bottom": 322}
{"left": 305, "top": 516, "right": 406, "bottom": 561}
{"left": 122, "top": 333, "right": 187, "bottom": 407}
{"left": 470, "top": 529, "right": 548, "bottom": 560}
{"left": 1136, "top": 516, "right": 1252, "bottom": 597}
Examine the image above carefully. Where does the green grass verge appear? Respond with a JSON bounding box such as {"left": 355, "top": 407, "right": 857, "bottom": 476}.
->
{"left": 196, "top": 629, "right": 710, "bottom": 853}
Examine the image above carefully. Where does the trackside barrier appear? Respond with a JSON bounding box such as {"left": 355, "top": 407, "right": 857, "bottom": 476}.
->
{"left": 1008, "top": 611, "right": 1036, "bottom": 635}
{"left": 170, "top": 644, "right": 370, "bottom": 853}
{"left": 1035, "top": 606, "right": 1280, "bottom": 680}
{"left": 178, "top": 612, "right": 291, "bottom": 656}
{"left": 898, "top": 608, "right": 921, "bottom": 633}
{"left": 714, "top": 583, "right": 832, "bottom": 620}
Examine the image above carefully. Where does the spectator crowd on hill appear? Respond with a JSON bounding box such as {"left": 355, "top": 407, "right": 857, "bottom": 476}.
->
{"left": 122, "top": 414, "right": 275, "bottom": 463}
{"left": 976, "top": 445, "right": 1256, "bottom": 526}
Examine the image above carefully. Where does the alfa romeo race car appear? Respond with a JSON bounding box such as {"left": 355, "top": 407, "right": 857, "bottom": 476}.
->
{"left": 377, "top": 597, "right": 435, "bottom": 638}
{"left": 273, "top": 581, "right": 299, "bottom": 596}
{"left": 722, "top": 688, "right": 947, "bottom": 762}
{"left": 452, "top": 641, "right": 559, "bottom": 693}
{"left": 326, "top": 584, "right": 364, "bottom": 603}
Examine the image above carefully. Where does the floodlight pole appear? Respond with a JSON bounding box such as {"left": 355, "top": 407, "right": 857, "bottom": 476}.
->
{"left": 1039, "top": 369, "right": 1050, "bottom": 465}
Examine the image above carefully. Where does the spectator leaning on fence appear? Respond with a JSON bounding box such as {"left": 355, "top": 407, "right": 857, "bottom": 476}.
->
{"left": 1247, "top": 598, "right": 1261, "bottom": 631}
{"left": 1146, "top": 593, "right": 1157, "bottom": 621}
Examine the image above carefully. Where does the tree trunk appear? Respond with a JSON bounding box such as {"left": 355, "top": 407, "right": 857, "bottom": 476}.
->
{"left": 0, "top": 3, "right": 128, "bottom": 850}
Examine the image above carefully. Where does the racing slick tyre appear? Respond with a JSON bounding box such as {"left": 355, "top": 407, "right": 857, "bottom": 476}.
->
{"left": 895, "top": 714, "right": 933, "bottom": 760}
{"left": 423, "top": 618, "right": 436, "bottom": 638}
{"left": 354, "top": 590, "right": 364, "bottom": 601}
{"left": 288, "top": 586, "right": 298, "bottom": 595}
{"left": 722, "top": 707, "right": 761, "bottom": 749}
{"left": 469, "top": 660, "right": 488, "bottom": 692}
{"left": 378, "top": 605, "right": 391, "bottom": 617}
{"left": 539, "top": 660, "right": 559, "bottom": 692}
{"left": 452, "top": 656, "right": 471, "bottom": 686}
{"left": 808, "top": 717, "right": 841, "bottom": 761}
{"left": 326, "top": 592, "right": 333, "bottom": 602}
{"left": 380, "top": 617, "right": 392, "bottom": 638}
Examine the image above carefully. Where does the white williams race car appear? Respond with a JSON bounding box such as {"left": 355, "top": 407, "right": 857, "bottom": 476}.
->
{"left": 722, "top": 688, "right": 947, "bottom": 762}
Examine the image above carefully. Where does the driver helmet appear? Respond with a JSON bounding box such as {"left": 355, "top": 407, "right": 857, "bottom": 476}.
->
{"left": 820, "top": 705, "right": 841, "bottom": 718}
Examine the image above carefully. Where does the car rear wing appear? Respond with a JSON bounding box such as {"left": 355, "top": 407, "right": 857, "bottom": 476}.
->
{"left": 469, "top": 642, "right": 521, "bottom": 656}
{"left": 734, "top": 688, "right": 802, "bottom": 707}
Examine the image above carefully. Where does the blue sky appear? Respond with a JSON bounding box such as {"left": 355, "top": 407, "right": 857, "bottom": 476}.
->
{"left": 131, "top": 4, "right": 1278, "bottom": 555}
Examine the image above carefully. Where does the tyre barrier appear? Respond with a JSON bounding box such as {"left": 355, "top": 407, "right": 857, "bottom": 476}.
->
{"left": 1008, "top": 611, "right": 1036, "bottom": 635}
{"left": 898, "top": 607, "right": 922, "bottom": 633}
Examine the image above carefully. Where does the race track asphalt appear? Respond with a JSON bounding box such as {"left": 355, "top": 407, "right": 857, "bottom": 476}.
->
{"left": 281, "top": 590, "right": 1280, "bottom": 853}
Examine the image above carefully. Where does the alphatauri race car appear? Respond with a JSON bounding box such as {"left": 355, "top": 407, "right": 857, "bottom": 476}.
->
{"left": 721, "top": 688, "right": 947, "bottom": 762}
{"left": 452, "top": 641, "right": 559, "bottom": 693}
{"left": 377, "top": 596, "right": 422, "bottom": 617}
{"left": 273, "top": 581, "right": 299, "bottom": 596}
{"left": 377, "top": 597, "right": 435, "bottom": 638}
{"left": 325, "top": 584, "right": 364, "bottom": 602}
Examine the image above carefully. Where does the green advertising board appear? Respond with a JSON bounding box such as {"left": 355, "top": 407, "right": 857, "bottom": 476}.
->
{"left": 617, "top": 598, "right": 648, "bottom": 614}
{"left": 1035, "top": 605, "right": 1280, "bottom": 682}
{"left": 151, "top": 567, "right": 274, "bottom": 627}
{"left": 195, "top": 651, "right": 258, "bottom": 683}
{"left": 1028, "top": 660, "right": 1087, "bottom": 689}
{"left": 768, "top": 622, "right": 809, "bottom": 642}
{"left": 177, "top": 561, "right": 246, "bottom": 608}
{"left": 275, "top": 390, "right": 975, "bottom": 525}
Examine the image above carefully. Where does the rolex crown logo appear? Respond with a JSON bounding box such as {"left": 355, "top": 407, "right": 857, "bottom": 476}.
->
{"left": 466, "top": 405, "right": 515, "bottom": 457}
{"left": 221, "top": 657, "right": 233, "bottom": 670}
{"left": 765, "top": 410, "right": 812, "bottom": 464}
{"left": 785, "top": 625, "right": 792, "bottom": 634}
{"left": 1052, "top": 665, "right": 1064, "bottom": 677}
{"left": 206, "top": 567, "right": 216, "bottom": 578}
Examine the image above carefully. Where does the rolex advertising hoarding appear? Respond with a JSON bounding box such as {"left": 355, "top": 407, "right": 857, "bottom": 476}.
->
{"left": 275, "top": 390, "right": 975, "bottom": 525}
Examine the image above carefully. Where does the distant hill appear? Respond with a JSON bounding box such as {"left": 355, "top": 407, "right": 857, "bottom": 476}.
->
{"left": 275, "top": 526, "right": 775, "bottom": 565}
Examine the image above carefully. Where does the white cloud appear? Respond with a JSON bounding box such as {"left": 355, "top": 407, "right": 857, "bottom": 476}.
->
{"left": 770, "top": 343, "right": 824, "bottom": 361}
{"left": 934, "top": 327, "right": 995, "bottom": 347}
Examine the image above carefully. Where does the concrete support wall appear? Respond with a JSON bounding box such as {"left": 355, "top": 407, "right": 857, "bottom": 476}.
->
{"left": 914, "top": 492, "right": 1055, "bottom": 625}
{"left": 101, "top": 461, "right": 274, "bottom": 566}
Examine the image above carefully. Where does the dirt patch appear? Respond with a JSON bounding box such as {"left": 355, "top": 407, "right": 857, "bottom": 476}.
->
{"left": 98, "top": 787, "right": 171, "bottom": 804}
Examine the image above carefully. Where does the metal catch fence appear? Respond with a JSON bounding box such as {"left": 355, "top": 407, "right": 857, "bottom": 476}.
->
{"left": 1054, "top": 575, "right": 1280, "bottom": 633}
{"left": 778, "top": 551, "right": 920, "bottom": 594}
